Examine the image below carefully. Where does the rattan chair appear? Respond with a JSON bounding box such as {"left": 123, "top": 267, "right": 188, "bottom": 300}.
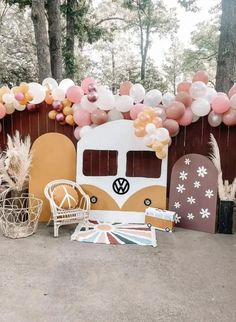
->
{"left": 44, "top": 179, "right": 90, "bottom": 237}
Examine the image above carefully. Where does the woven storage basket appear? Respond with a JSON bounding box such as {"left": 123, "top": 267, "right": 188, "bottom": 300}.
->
{"left": 0, "top": 191, "right": 43, "bottom": 239}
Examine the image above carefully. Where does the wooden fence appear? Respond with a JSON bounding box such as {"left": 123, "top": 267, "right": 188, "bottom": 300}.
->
{"left": 0, "top": 103, "right": 235, "bottom": 194}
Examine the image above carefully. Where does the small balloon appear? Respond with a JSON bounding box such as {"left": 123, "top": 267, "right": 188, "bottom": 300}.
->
{"left": 15, "top": 92, "right": 25, "bottom": 101}
{"left": 163, "top": 119, "right": 179, "bottom": 137}
{"left": 91, "top": 108, "right": 108, "bottom": 125}
{"left": 143, "top": 89, "right": 162, "bottom": 107}
{"left": 208, "top": 111, "right": 222, "bottom": 127}
{"left": 145, "top": 123, "right": 156, "bottom": 134}
{"left": 191, "top": 98, "right": 210, "bottom": 116}
{"left": 155, "top": 127, "right": 170, "bottom": 142}
{"left": 177, "top": 107, "right": 193, "bottom": 126}
{"left": 73, "top": 109, "right": 91, "bottom": 127}
{"left": 56, "top": 113, "right": 65, "bottom": 123}
{"left": 228, "top": 84, "right": 236, "bottom": 98}
{"left": 130, "top": 103, "right": 145, "bottom": 120}
{"left": 52, "top": 88, "right": 66, "bottom": 101}
{"left": 96, "top": 87, "right": 115, "bottom": 111}
{"left": 211, "top": 95, "right": 230, "bottom": 114}
{"left": 42, "top": 78, "right": 58, "bottom": 90}
{"left": 189, "top": 81, "right": 207, "bottom": 99}
{"left": 48, "top": 110, "right": 57, "bottom": 120}
{"left": 27, "top": 103, "right": 37, "bottom": 112}
{"left": 114, "top": 95, "right": 134, "bottom": 112}
{"left": 192, "top": 70, "right": 209, "bottom": 84}
{"left": 81, "top": 77, "right": 96, "bottom": 94}
{"left": 229, "top": 94, "right": 236, "bottom": 109}
{"left": 0, "top": 103, "right": 6, "bottom": 119}
{"left": 165, "top": 101, "right": 185, "bottom": 120}
{"left": 87, "top": 91, "right": 98, "bottom": 103}
{"left": 67, "top": 86, "right": 84, "bottom": 103}
{"left": 59, "top": 79, "right": 75, "bottom": 92}
{"left": 175, "top": 92, "right": 192, "bottom": 107}
{"left": 162, "top": 92, "right": 175, "bottom": 107}
{"left": 177, "top": 81, "right": 191, "bottom": 93}
{"left": 74, "top": 126, "right": 81, "bottom": 140}
{"left": 222, "top": 108, "right": 236, "bottom": 126}
{"left": 52, "top": 100, "right": 63, "bottom": 112}
{"left": 81, "top": 95, "right": 97, "bottom": 112}
{"left": 28, "top": 82, "right": 46, "bottom": 104}
{"left": 120, "top": 81, "right": 132, "bottom": 95}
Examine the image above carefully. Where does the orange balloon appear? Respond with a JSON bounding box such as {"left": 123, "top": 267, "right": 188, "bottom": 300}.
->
{"left": 228, "top": 84, "right": 236, "bottom": 98}
{"left": 134, "top": 119, "right": 145, "bottom": 128}
{"left": 175, "top": 92, "right": 192, "bottom": 107}
{"left": 19, "top": 82, "right": 29, "bottom": 93}
{"left": 63, "top": 106, "right": 73, "bottom": 116}
{"left": 45, "top": 93, "right": 53, "bottom": 105}
{"left": 177, "top": 81, "right": 191, "bottom": 93}
{"left": 139, "top": 113, "right": 151, "bottom": 123}
{"left": 48, "top": 110, "right": 57, "bottom": 120}
{"left": 134, "top": 127, "right": 146, "bottom": 137}
{"left": 63, "top": 98, "right": 72, "bottom": 107}
{"left": 152, "top": 116, "right": 163, "bottom": 128}
{"left": 65, "top": 114, "right": 75, "bottom": 126}
{"left": 19, "top": 98, "right": 28, "bottom": 105}
{"left": 24, "top": 92, "right": 33, "bottom": 102}
{"left": 11, "top": 86, "right": 21, "bottom": 94}
{"left": 155, "top": 149, "right": 166, "bottom": 160}
{"left": 192, "top": 70, "right": 209, "bottom": 84}
{"left": 152, "top": 140, "right": 164, "bottom": 152}
{"left": 120, "top": 81, "right": 132, "bottom": 95}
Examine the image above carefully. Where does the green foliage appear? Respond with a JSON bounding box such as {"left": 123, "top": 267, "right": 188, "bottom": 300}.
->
{"left": 4, "top": 0, "right": 31, "bottom": 9}
{"left": 178, "top": 0, "right": 199, "bottom": 12}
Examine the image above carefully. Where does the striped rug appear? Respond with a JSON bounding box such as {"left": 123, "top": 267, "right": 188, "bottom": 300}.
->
{"left": 71, "top": 221, "right": 157, "bottom": 247}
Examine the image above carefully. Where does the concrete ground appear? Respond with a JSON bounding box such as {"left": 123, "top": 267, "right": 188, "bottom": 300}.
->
{"left": 0, "top": 223, "right": 236, "bottom": 322}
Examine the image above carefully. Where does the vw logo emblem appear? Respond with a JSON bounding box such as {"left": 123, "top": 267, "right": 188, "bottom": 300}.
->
{"left": 112, "top": 178, "right": 130, "bottom": 195}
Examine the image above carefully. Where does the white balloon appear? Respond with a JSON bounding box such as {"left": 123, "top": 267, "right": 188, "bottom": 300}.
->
{"left": 52, "top": 87, "right": 65, "bottom": 101}
{"left": 162, "top": 92, "right": 175, "bottom": 107}
{"left": 143, "top": 134, "right": 154, "bottom": 146}
{"left": 192, "top": 113, "right": 200, "bottom": 123}
{"left": 230, "top": 93, "right": 236, "bottom": 109}
{"left": 155, "top": 127, "right": 170, "bottom": 142}
{"left": 28, "top": 82, "right": 46, "bottom": 104}
{"left": 59, "top": 79, "right": 75, "bottom": 92}
{"left": 129, "top": 84, "right": 146, "bottom": 103}
{"left": 107, "top": 109, "right": 124, "bottom": 121}
{"left": 145, "top": 123, "right": 156, "bottom": 134}
{"left": 13, "top": 100, "right": 26, "bottom": 111}
{"left": 114, "top": 95, "right": 134, "bottom": 112}
{"left": 2, "top": 93, "right": 14, "bottom": 104}
{"left": 72, "top": 103, "right": 81, "bottom": 112}
{"left": 153, "top": 107, "right": 167, "bottom": 121}
{"left": 97, "top": 88, "right": 115, "bottom": 111}
{"left": 144, "top": 89, "right": 162, "bottom": 107}
{"left": 80, "top": 125, "right": 93, "bottom": 138}
{"left": 81, "top": 95, "right": 97, "bottom": 112}
{"left": 5, "top": 103, "right": 15, "bottom": 114}
{"left": 204, "top": 87, "right": 217, "bottom": 103}
{"left": 189, "top": 81, "right": 207, "bottom": 99}
{"left": 42, "top": 77, "right": 58, "bottom": 90}
{"left": 191, "top": 98, "right": 211, "bottom": 116}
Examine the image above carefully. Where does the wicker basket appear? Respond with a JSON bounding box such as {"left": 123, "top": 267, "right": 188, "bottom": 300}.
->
{"left": 0, "top": 192, "right": 43, "bottom": 239}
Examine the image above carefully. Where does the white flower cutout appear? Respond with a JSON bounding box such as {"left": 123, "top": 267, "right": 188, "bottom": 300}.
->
{"left": 205, "top": 189, "right": 214, "bottom": 199}
{"left": 174, "top": 201, "right": 181, "bottom": 209}
{"left": 176, "top": 184, "right": 186, "bottom": 194}
{"left": 197, "top": 166, "right": 208, "bottom": 178}
{"left": 187, "top": 213, "right": 194, "bottom": 220}
{"left": 184, "top": 158, "right": 191, "bottom": 165}
{"left": 175, "top": 214, "right": 181, "bottom": 223}
{"left": 194, "top": 181, "right": 201, "bottom": 189}
{"left": 187, "top": 196, "right": 196, "bottom": 204}
{"left": 200, "top": 208, "right": 211, "bottom": 219}
{"left": 179, "top": 171, "right": 188, "bottom": 181}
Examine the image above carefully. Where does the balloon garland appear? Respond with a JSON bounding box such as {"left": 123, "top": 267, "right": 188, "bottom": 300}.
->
{"left": 0, "top": 70, "right": 236, "bottom": 160}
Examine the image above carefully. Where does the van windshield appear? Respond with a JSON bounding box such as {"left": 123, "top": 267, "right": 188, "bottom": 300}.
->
{"left": 126, "top": 151, "right": 161, "bottom": 178}
{"left": 83, "top": 149, "right": 118, "bottom": 176}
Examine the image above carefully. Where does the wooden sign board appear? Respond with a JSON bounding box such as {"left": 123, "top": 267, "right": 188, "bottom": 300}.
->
{"left": 168, "top": 154, "right": 218, "bottom": 233}
{"left": 29, "top": 133, "right": 76, "bottom": 222}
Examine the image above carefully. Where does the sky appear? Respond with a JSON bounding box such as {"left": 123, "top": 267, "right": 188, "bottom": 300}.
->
{"left": 150, "top": 0, "right": 218, "bottom": 66}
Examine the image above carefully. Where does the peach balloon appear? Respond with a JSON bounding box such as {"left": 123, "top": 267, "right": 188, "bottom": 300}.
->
{"left": 192, "top": 70, "right": 209, "bottom": 84}
{"left": 211, "top": 95, "right": 230, "bottom": 114}
{"left": 177, "top": 81, "right": 191, "bottom": 93}
{"left": 67, "top": 86, "right": 84, "bottom": 103}
{"left": 175, "top": 92, "right": 192, "bottom": 107}
{"left": 163, "top": 119, "right": 179, "bottom": 136}
{"left": 166, "top": 101, "right": 185, "bottom": 120}
{"left": 177, "top": 107, "right": 193, "bottom": 126}
{"left": 228, "top": 84, "right": 236, "bottom": 98}
{"left": 222, "top": 108, "right": 236, "bottom": 126}
{"left": 120, "top": 81, "right": 132, "bottom": 95}
{"left": 134, "top": 128, "right": 146, "bottom": 137}
{"left": 48, "top": 110, "right": 57, "bottom": 120}
{"left": 130, "top": 103, "right": 145, "bottom": 120}
{"left": 91, "top": 109, "right": 108, "bottom": 125}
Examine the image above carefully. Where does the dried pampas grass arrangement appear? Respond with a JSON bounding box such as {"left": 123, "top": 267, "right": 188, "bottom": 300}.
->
{"left": 0, "top": 131, "right": 32, "bottom": 192}
{"left": 209, "top": 133, "right": 236, "bottom": 201}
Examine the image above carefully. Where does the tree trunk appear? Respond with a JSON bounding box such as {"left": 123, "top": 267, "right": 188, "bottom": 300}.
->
{"left": 31, "top": 0, "right": 51, "bottom": 82}
{"left": 65, "top": 0, "right": 77, "bottom": 80}
{"left": 47, "top": 0, "right": 63, "bottom": 82}
{"left": 215, "top": 0, "right": 236, "bottom": 92}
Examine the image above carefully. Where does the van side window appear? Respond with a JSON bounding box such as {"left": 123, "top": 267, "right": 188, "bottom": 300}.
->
{"left": 126, "top": 151, "right": 161, "bottom": 178}
{"left": 83, "top": 150, "right": 118, "bottom": 176}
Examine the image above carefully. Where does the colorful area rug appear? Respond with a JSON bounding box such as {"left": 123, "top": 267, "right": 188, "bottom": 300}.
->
{"left": 71, "top": 221, "right": 157, "bottom": 247}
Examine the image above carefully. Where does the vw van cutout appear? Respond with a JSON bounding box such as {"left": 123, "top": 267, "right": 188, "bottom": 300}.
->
{"left": 145, "top": 207, "right": 176, "bottom": 232}
{"left": 76, "top": 120, "right": 168, "bottom": 223}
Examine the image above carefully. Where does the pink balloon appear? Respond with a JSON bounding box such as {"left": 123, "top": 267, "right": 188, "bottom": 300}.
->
{"left": 91, "top": 109, "right": 108, "bottom": 125}
{"left": 166, "top": 101, "right": 185, "bottom": 120}
{"left": 177, "top": 81, "right": 191, "bottom": 93}
{"left": 0, "top": 103, "right": 6, "bottom": 119}
{"left": 228, "top": 84, "right": 236, "bottom": 98}
{"left": 177, "top": 107, "right": 193, "bottom": 126}
{"left": 163, "top": 119, "right": 179, "bottom": 136}
{"left": 15, "top": 92, "right": 25, "bottom": 101}
{"left": 211, "top": 95, "right": 230, "bottom": 114}
{"left": 81, "top": 77, "right": 96, "bottom": 94}
{"left": 67, "top": 86, "right": 84, "bottom": 103}
{"left": 192, "top": 70, "right": 209, "bottom": 84}
{"left": 73, "top": 109, "right": 91, "bottom": 127}
{"left": 74, "top": 126, "right": 82, "bottom": 140}
{"left": 222, "top": 108, "right": 236, "bottom": 126}
{"left": 130, "top": 103, "right": 145, "bottom": 120}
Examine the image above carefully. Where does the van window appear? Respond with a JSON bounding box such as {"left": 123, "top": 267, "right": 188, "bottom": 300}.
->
{"left": 126, "top": 151, "right": 161, "bottom": 178}
{"left": 83, "top": 150, "right": 118, "bottom": 176}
